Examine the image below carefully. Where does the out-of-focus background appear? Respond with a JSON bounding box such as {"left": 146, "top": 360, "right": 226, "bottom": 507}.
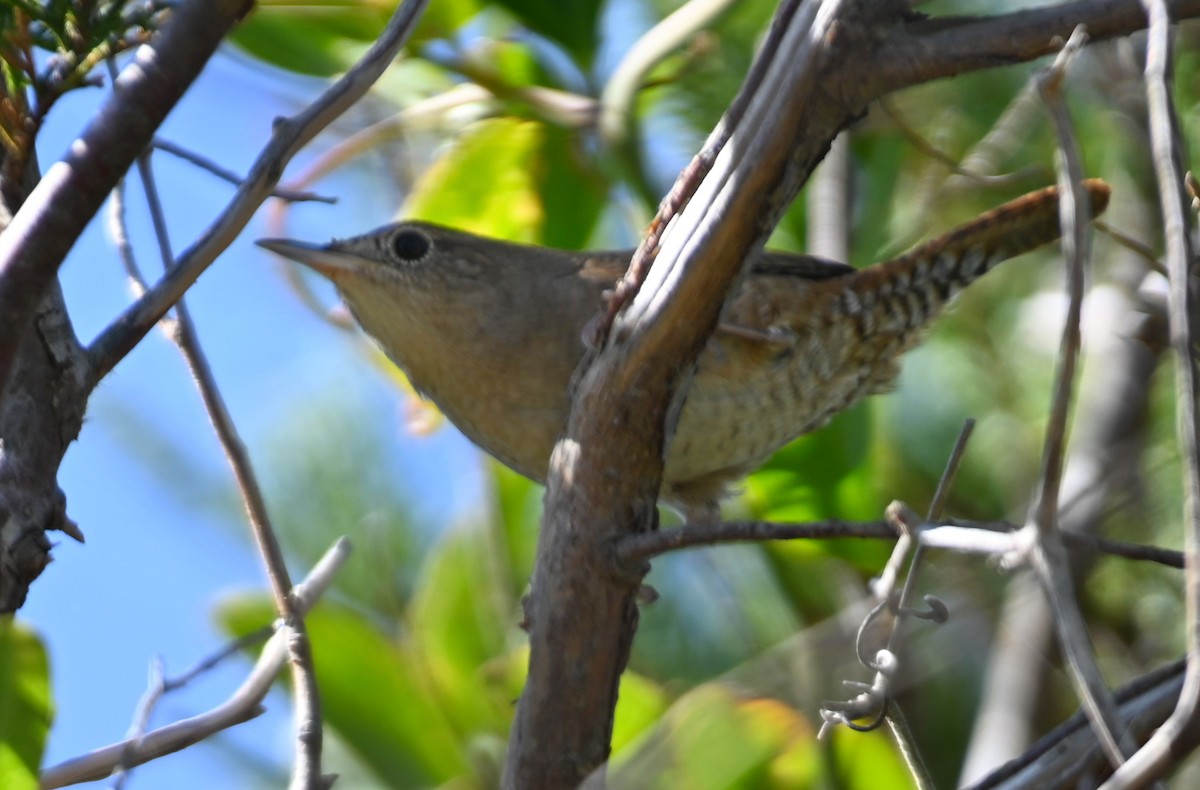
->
{"left": 9, "top": 0, "right": 1199, "bottom": 787}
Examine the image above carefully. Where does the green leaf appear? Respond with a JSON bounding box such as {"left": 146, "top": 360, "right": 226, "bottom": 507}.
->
{"left": 829, "top": 725, "right": 917, "bottom": 790}
{"left": 404, "top": 117, "right": 606, "bottom": 248}
{"left": 610, "top": 685, "right": 816, "bottom": 789}
{"left": 216, "top": 596, "right": 468, "bottom": 786}
{"left": 491, "top": 0, "right": 602, "bottom": 66}
{"left": 407, "top": 522, "right": 516, "bottom": 733}
{"left": 0, "top": 620, "right": 52, "bottom": 790}
{"left": 489, "top": 460, "right": 542, "bottom": 596}
{"left": 230, "top": 0, "right": 392, "bottom": 77}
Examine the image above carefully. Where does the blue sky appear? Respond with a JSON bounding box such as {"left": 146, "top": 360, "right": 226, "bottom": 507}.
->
{"left": 22, "top": 47, "right": 483, "bottom": 787}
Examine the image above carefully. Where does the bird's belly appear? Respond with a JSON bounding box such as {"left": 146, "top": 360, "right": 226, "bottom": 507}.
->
{"left": 664, "top": 340, "right": 901, "bottom": 487}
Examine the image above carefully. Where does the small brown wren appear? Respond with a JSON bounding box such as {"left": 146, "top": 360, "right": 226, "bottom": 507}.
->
{"left": 259, "top": 181, "right": 1110, "bottom": 520}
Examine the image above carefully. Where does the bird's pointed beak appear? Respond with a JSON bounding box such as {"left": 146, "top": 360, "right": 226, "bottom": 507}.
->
{"left": 256, "top": 238, "right": 359, "bottom": 278}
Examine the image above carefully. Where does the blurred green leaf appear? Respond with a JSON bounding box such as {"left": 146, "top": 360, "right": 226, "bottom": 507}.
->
{"left": 488, "top": 460, "right": 542, "bottom": 598}
{"left": 611, "top": 670, "right": 670, "bottom": 753}
{"left": 610, "top": 685, "right": 818, "bottom": 789}
{"left": 404, "top": 116, "right": 606, "bottom": 247}
{"left": 230, "top": 0, "right": 393, "bottom": 77}
{"left": 0, "top": 620, "right": 52, "bottom": 790}
{"left": 216, "top": 597, "right": 468, "bottom": 786}
{"left": 261, "top": 387, "right": 423, "bottom": 619}
{"left": 408, "top": 522, "right": 516, "bottom": 733}
{"left": 491, "top": 0, "right": 601, "bottom": 66}
{"left": 830, "top": 724, "right": 917, "bottom": 790}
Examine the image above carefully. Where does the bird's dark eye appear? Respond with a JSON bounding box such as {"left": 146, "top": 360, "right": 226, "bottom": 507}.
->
{"left": 391, "top": 229, "right": 431, "bottom": 262}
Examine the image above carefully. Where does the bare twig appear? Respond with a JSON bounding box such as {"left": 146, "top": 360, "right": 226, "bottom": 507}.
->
{"left": 1104, "top": 1, "right": 1200, "bottom": 785}
{"left": 880, "top": 98, "right": 1038, "bottom": 188}
{"left": 39, "top": 538, "right": 352, "bottom": 789}
{"left": 968, "top": 659, "right": 1187, "bottom": 789}
{"left": 152, "top": 139, "right": 337, "bottom": 203}
{"left": 1025, "top": 26, "right": 1137, "bottom": 768}
{"left": 110, "top": 657, "right": 165, "bottom": 789}
{"left": 86, "top": 0, "right": 433, "bottom": 386}
{"left": 616, "top": 519, "right": 896, "bottom": 563}
{"left": 131, "top": 144, "right": 326, "bottom": 788}
{"left": 615, "top": 514, "right": 1183, "bottom": 568}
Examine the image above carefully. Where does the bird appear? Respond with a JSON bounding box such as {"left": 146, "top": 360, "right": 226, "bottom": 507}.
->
{"left": 259, "top": 180, "right": 1110, "bottom": 522}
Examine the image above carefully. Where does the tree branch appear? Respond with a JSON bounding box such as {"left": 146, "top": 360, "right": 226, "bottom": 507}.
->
{"left": 0, "top": 0, "right": 253, "bottom": 397}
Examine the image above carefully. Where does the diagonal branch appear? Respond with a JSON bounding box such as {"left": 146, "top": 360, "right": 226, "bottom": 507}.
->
{"left": 0, "top": 0, "right": 252, "bottom": 398}
{"left": 86, "top": 0, "right": 432, "bottom": 386}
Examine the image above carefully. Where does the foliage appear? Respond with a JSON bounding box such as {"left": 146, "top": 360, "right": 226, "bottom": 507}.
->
{"left": 206, "top": 0, "right": 1198, "bottom": 787}
{"left": 5, "top": 0, "right": 1190, "bottom": 786}
{"left": 0, "top": 620, "right": 52, "bottom": 790}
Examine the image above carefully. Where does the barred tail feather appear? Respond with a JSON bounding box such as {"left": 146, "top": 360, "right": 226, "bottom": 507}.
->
{"left": 844, "top": 179, "right": 1111, "bottom": 334}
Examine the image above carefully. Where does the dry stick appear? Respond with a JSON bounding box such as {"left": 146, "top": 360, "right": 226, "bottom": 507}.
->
{"left": 510, "top": 2, "right": 848, "bottom": 785}
{"left": 967, "top": 660, "right": 1187, "bottom": 789}
{"left": 1028, "top": 26, "right": 1138, "bottom": 769}
{"left": 1104, "top": 1, "right": 1200, "bottom": 785}
{"left": 133, "top": 147, "right": 326, "bottom": 789}
{"left": 814, "top": 422, "right": 976, "bottom": 759}
{"left": 617, "top": 519, "right": 896, "bottom": 563}
{"left": 111, "top": 657, "right": 165, "bottom": 790}
{"left": 883, "top": 420, "right": 978, "bottom": 790}
{"left": 111, "top": 622, "right": 277, "bottom": 785}
{"left": 616, "top": 516, "right": 1183, "bottom": 569}
{"left": 40, "top": 538, "right": 352, "bottom": 789}
{"left": 86, "top": 0, "right": 433, "bottom": 387}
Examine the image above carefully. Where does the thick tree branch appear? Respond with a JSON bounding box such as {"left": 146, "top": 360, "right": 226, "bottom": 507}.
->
{"left": 0, "top": 0, "right": 253, "bottom": 398}
{"left": 504, "top": 2, "right": 1200, "bottom": 786}
{"left": 875, "top": 0, "right": 1200, "bottom": 91}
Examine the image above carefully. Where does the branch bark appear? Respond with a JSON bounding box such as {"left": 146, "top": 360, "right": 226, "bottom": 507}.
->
{"left": 503, "top": 1, "right": 1200, "bottom": 787}
{"left": 0, "top": 0, "right": 253, "bottom": 397}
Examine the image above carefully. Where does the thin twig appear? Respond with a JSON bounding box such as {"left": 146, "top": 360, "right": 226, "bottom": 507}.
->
{"left": 133, "top": 145, "right": 326, "bottom": 788}
{"left": 39, "top": 538, "right": 352, "bottom": 789}
{"left": 968, "top": 659, "right": 1187, "bottom": 789}
{"left": 615, "top": 519, "right": 896, "bottom": 563}
{"left": 152, "top": 139, "right": 337, "bottom": 204}
{"left": 613, "top": 514, "right": 1183, "bottom": 568}
{"left": 1104, "top": 1, "right": 1200, "bottom": 785}
{"left": 880, "top": 98, "right": 1038, "bottom": 188}
{"left": 1031, "top": 26, "right": 1135, "bottom": 767}
{"left": 85, "top": 0, "right": 433, "bottom": 386}
{"left": 1095, "top": 219, "right": 1166, "bottom": 274}
{"left": 110, "top": 657, "right": 165, "bottom": 790}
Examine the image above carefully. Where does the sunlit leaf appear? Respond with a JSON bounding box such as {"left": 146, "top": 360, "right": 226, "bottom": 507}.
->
{"left": 610, "top": 685, "right": 814, "bottom": 789}
{"left": 408, "top": 522, "right": 516, "bottom": 733}
{"left": 403, "top": 117, "right": 606, "bottom": 247}
{"left": 230, "top": 0, "right": 392, "bottom": 77}
{"left": 0, "top": 620, "right": 52, "bottom": 790}
{"left": 216, "top": 596, "right": 468, "bottom": 786}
